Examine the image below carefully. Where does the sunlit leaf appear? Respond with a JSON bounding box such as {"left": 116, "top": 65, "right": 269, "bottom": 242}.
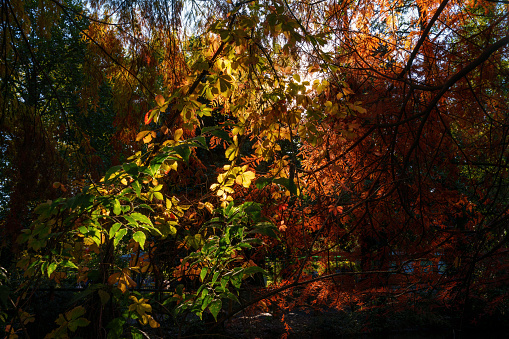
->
{"left": 109, "top": 223, "right": 122, "bottom": 239}
{"left": 114, "top": 229, "right": 127, "bottom": 247}
{"left": 113, "top": 199, "right": 121, "bottom": 215}
{"left": 133, "top": 231, "right": 146, "bottom": 249}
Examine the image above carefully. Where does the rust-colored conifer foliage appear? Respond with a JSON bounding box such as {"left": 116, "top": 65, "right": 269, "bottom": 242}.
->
{"left": 2, "top": 0, "right": 509, "bottom": 337}
{"left": 256, "top": 0, "right": 509, "bottom": 325}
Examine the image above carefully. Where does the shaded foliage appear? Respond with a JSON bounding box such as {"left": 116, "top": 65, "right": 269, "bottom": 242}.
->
{"left": 1, "top": 0, "right": 509, "bottom": 338}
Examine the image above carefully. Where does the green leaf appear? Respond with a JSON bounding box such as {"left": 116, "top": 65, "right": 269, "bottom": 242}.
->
{"left": 109, "top": 223, "right": 122, "bottom": 239}
{"left": 98, "top": 290, "right": 110, "bottom": 305}
{"left": 137, "top": 204, "right": 154, "bottom": 211}
{"left": 220, "top": 276, "right": 229, "bottom": 290}
{"left": 47, "top": 262, "right": 58, "bottom": 277}
{"left": 130, "top": 329, "right": 143, "bottom": 339}
{"left": 34, "top": 202, "right": 52, "bottom": 216}
{"left": 243, "top": 202, "right": 262, "bottom": 221}
{"left": 132, "top": 181, "right": 142, "bottom": 198}
{"left": 158, "top": 222, "right": 177, "bottom": 238}
{"left": 219, "top": 236, "right": 229, "bottom": 250}
{"left": 174, "top": 144, "right": 191, "bottom": 163}
{"left": 68, "top": 321, "right": 79, "bottom": 332}
{"left": 133, "top": 231, "right": 146, "bottom": 249}
{"left": 251, "top": 221, "right": 278, "bottom": 239}
{"left": 201, "top": 294, "right": 213, "bottom": 311}
{"left": 106, "top": 317, "right": 125, "bottom": 338}
{"left": 200, "top": 267, "right": 207, "bottom": 282}
{"left": 113, "top": 199, "right": 121, "bottom": 215}
{"left": 114, "top": 229, "right": 127, "bottom": 247}
{"left": 208, "top": 129, "right": 232, "bottom": 143}
{"left": 242, "top": 266, "right": 266, "bottom": 275}
{"left": 124, "top": 215, "right": 138, "bottom": 227}
{"left": 273, "top": 178, "right": 291, "bottom": 189}
{"left": 212, "top": 271, "right": 220, "bottom": 284}
{"left": 224, "top": 201, "right": 234, "bottom": 216}
{"left": 74, "top": 194, "right": 96, "bottom": 211}
{"left": 208, "top": 299, "right": 222, "bottom": 321}
{"left": 255, "top": 177, "right": 273, "bottom": 189}
{"left": 201, "top": 126, "right": 219, "bottom": 134}
{"left": 123, "top": 163, "right": 139, "bottom": 176}
{"left": 69, "top": 317, "right": 90, "bottom": 332}
{"left": 231, "top": 272, "right": 242, "bottom": 289}
{"left": 68, "top": 306, "right": 86, "bottom": 320}
{"left": 224, "top": 291, "right": 240, "bottom": 304}
{"left": 104, "top": 165, "right": 122, "bottom": 181}
{"left": 193, "top": 136, "right": 208, "bottom": 149}
{"left": 185, "top": 234, "right": 204, "bottom": 250}
{"left": 150, "top": 153, "right": 171, "bottom": 167}
{"left": 61, "top": 260, "right": 78, "bottom": 269}
{"left": 130, "top": 213, "right": 153, "bottom": 226}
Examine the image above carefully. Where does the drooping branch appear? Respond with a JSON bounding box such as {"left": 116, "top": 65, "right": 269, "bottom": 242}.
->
{"left": 403, "top": 34, "right": 509, "bottom": 170}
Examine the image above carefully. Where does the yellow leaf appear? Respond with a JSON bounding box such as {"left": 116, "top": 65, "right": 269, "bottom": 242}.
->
{"left": 166, "top": 160, "right": 178, "bottom": 172}
{"left": 235, "top": 175, "right": 242, "bottom": 186}
{"left": 165, "top": 198, "right": 172, "bottom": 209}
{"left": 83, "top": 237, "right": 95, "bottom": 246}
{"left": 235, "top": 171, "right": 256, "bottom": 188}
{"left": 174, "top": 128, "right": 183, "bottom": 141}
{"left": 204, "top": 202, "right": 214, "bottom": 213}
{"left": 148, "top": 315, "right": 160, "bottom": 328}
{"left": 136, "top": 130, "right": 151, "bottom": 142}
{"left": 143, "top": 131, "right": 156, "bottom": 144}
{"left": 232, "top": 125, "right": 244, "bottom": 135}
{"left": 129, "top": 296, "right": 152, "bottom": 316}
{"left": 354, "top": 105, "right": 367, "bottom": 114}
{"left": 225, "top": 143, "right": 239, "bottom": 160}
{"left": 223, "top": 186, "right": 235, "bottom": 193}
{"left": 108, "top": 269, "right": 137, "bottom": 293}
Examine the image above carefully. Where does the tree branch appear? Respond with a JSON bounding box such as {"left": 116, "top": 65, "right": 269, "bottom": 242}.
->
{"left": 398, "top": 0, "right": 450, "bottom": 79}
{"left": 403, "top": 34, "right": 509, "bottom": 170}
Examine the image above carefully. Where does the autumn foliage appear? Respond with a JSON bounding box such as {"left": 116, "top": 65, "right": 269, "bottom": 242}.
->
{"left": 1, "top": 0, "right": 509, "bottom": 337}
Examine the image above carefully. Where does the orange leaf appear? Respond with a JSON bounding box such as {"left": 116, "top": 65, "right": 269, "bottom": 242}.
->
{"left": 144, "top": 111, "right": 153, "bottom": 125}
{"left": 155, "top": 94, "right": 165, "bottom": 107}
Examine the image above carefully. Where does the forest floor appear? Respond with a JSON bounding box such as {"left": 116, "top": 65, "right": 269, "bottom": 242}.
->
{"left": 221, "top": 306, "right": 507, "bottom": 339}
{"left": 224, "top": 308, "right": 352, "bottom": 338}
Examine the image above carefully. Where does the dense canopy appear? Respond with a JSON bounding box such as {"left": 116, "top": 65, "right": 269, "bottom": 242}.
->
{"left": 1, "top": 0, "right": 508, "bottom": 337}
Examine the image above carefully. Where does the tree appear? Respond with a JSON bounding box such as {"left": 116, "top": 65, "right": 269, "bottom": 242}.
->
{"left": 2, "top": 0, "right": 509, "bottom": 337}
{"left": 268, "top": 0, "right": 509, "bottom": 326}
